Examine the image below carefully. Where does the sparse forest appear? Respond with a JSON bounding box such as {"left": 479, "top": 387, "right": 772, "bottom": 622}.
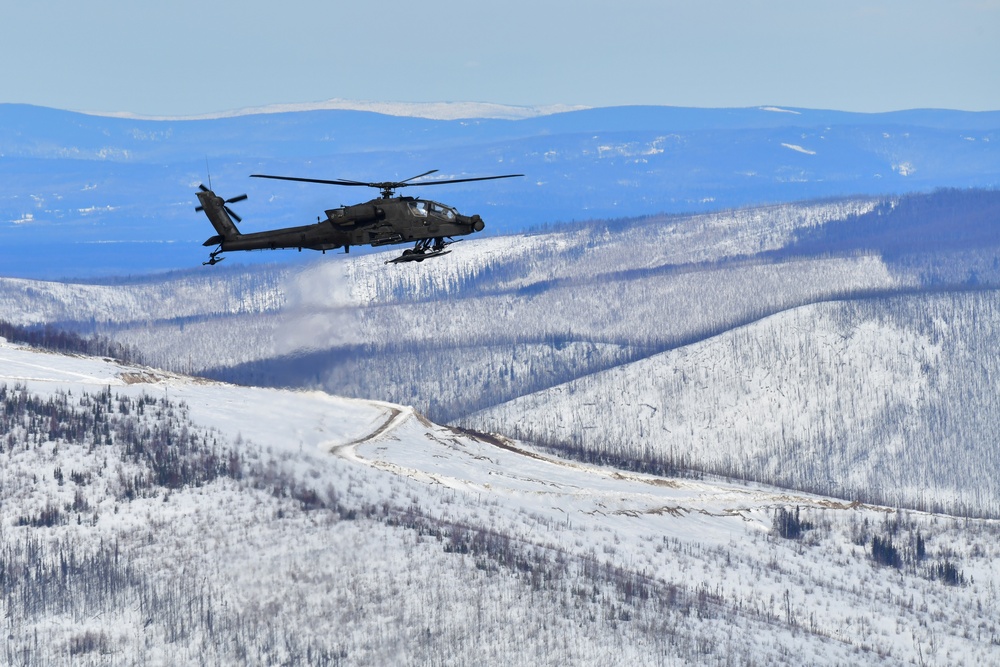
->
{"left": 466, "top": 289, "right": 1000, "bottom": 518}
{"left": 2, "top": 373, "right": 1000, "bottom": 665}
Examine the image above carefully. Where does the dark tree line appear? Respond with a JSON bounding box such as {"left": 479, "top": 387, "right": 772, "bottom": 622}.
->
{"left": 772, "top": 506, "right": 813, "bottom": 540}
{"left": 779, "top": 188, "right": 1000, "bottom": 264}
{"left": 0, "top": 319, "right": 143, "bottom": 365}
{"left": 871, "top": 534, "right": 903, "bottom": 569}
{"left": 862, "top": 516, "right": 967, "bottom": 586}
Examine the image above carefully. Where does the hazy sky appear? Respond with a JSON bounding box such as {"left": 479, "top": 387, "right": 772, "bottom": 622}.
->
{"left": 2, "top": 0, "right": 997, "bottom": 116}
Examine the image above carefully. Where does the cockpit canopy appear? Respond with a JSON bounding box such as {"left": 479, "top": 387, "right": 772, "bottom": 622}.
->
{"left": 408, "top": 200, "right": 456, "bottom": 220}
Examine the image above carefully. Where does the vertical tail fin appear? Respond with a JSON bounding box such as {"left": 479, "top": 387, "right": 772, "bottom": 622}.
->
{"left": 195, "top": 185, "right": 245, "bottom": 243}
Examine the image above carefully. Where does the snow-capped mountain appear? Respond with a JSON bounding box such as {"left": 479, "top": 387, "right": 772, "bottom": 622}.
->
{"left": 88, "top": 98, "right": 589, "bottom": 121}
{"left": 2, "top": 339, "right": 998, "bottom": 665}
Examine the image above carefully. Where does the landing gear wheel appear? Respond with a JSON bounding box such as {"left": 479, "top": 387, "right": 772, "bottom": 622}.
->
{"left": 203, "top": 248, "right": 225, "bottom": 266}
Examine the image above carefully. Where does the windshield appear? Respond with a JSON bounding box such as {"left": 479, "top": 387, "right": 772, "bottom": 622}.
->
{"left": 428, "top": 202, "right": 456, "bottom": 220}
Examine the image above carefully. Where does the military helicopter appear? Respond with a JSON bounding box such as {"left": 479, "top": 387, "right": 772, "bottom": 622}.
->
{"left": 195, "top": 169, "right": 522, "bottom": 266}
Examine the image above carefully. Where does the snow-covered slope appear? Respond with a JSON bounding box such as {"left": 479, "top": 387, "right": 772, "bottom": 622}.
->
{"left": 463, "top": 290, "right": 1000, "bottom": 518}
{"left": 0, "top": 265, "right": 286, "bottom": 326}
{"left": 2, "top": 340, "right": 999, "bottom": 665}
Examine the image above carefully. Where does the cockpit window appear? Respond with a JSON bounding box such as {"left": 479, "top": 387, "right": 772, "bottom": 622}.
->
{"left": 429, "top": 202, "right": 456, "bottom": 220}
{"left": 408, "top": 201, "right": 428, "bottom": 217}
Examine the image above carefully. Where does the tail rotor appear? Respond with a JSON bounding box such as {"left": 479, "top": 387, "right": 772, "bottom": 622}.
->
{"left": 195, "top": 185, "right": 247, "bottom": 222}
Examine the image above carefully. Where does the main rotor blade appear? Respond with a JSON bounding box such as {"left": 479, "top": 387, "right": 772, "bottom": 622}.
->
{"left": 250, "top": 174, "right": 370, "bottom": 187}
{"left": 399, "top": 169, "right": 439, "bottom": 184}
{"left": 250, "top": 171, "right": 524, "bottom": 192}
{"left": 396, "top": 173, "right": 524, "bottom": 188}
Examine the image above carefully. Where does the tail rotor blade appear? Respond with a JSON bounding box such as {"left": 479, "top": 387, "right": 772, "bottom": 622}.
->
{"left": 196, "top": 184, "right": 246, "bottom": 221}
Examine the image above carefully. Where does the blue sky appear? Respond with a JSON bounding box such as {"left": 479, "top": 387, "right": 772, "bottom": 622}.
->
{"left": 2, "top": 0, "right": 997, "bottom": 116}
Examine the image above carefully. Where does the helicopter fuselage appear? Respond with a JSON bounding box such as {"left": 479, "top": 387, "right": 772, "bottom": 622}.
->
{"left": 196, "top": 169, "right": 519, "bottom": 265}
{"left": 200, "top": 193, "right": 485, "bottom": 255}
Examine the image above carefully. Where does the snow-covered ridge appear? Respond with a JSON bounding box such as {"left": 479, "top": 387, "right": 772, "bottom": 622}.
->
{"left": 782, "top": 142, "right": 816, "bottom": 155}
{"left": 85, "top": 98, "right": 590, "bottom": 121}
{"left": 760, "top": 106, "right": 802, "bottom": 114}
{"left": 0, "top": 267, "right": 286, "bottom": 327}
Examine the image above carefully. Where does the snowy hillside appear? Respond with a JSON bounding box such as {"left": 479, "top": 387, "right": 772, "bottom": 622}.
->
{"left": 3, "top": 340, "right": 999, "bottom": 665}
{"left": 463, "top": 290, "right": 1000, "bottom": 518}
{"left": 4, "top": 96, "right": 1000, "bottom": 665}
{"left": 0, "top": 264, "right": 286, "bottom": 326}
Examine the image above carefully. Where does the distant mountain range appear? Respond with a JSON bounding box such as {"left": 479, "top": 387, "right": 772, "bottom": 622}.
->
{"left": 88, "top": 98, "right": 589, "bottom": 121}
{"left": 0, "top": 102, "right": 997, "bottom": 278}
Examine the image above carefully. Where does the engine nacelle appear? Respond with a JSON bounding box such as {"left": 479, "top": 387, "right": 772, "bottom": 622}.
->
{"left": 327, "top": 204, "right": 385, "bottom": 225}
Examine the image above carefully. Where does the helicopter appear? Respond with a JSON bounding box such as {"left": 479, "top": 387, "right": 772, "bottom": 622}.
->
{"left": 195, "top": 170, "right": 523, "bottom": 266}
